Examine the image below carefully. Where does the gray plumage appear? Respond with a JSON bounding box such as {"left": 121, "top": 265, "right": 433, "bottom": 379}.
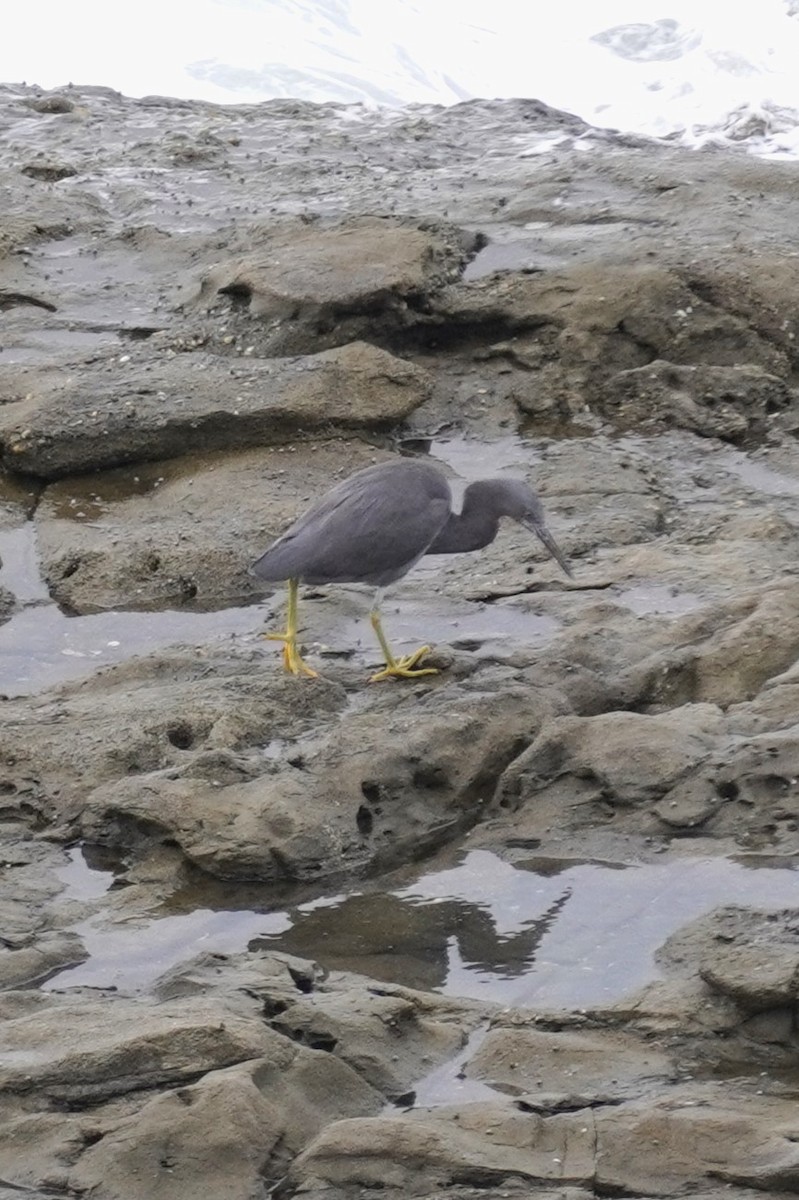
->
{"left": 251, "top": 458, "right": 571, "bottom": 586}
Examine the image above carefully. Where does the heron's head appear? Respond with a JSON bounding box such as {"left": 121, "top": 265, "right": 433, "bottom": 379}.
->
{"left": 498, "top": 479, "right": 573, "bottom": 579}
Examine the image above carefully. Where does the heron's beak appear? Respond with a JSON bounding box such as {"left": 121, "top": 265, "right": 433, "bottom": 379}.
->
{"left": 525, "top": 518, "right": 573, "bottom": 579}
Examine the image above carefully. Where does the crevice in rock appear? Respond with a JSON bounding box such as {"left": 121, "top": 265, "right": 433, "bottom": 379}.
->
{"left": 80, "top": 1128, "right": 106, "bottom": 1147}
{"left": 90, "top": 809, "right": 175, "bottom": 855}
{"left": 386, "top": 315, "right": 556, "bottom": 354}
{"left": 0, "top": 291, "right": 57, "bottom": 313}
{"left": 43, "top": 1068, "right": 217, "bottom": 1111}
{"left": 594, "top": 1181, "right": 650, "bottom": 1198}
{"left": 287, "top": 965, "right": 316, "bottom": 994}
{"left": 615, "top": 319, "right": 660, "bottom": 362}
{"left": 119, "top": 326, "right": 161, "bottom": 340}
{"left": 516, "top": 1095, "right": 623, "bottom": 1114}
{"left": 271, "top": 1020, "right": 338, "bottom": 1053}
{"left": 411, "top": 763, "right": 449, "bottom": 790}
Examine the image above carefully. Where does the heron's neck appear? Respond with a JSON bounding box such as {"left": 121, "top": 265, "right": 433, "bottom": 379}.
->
{"left": 426, "top": 483, "right": 501, "bottom": 554}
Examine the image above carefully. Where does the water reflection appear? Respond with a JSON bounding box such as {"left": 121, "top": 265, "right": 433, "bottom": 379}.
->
{"left": 250, "top": 888, "right": 569, "bottom": 994}
{"left": 45, "top": 848, "right": 799, "bottom": 1009}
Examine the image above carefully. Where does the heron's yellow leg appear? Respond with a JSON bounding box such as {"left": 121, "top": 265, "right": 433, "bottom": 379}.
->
{"left": 265, "top": 578, "right": 318, "bottom": 678}
{"left": 368, "top": 607, "right": 438, "bottom": 683}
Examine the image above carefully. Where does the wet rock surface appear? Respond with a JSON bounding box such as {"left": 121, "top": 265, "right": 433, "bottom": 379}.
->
{"left": 0, "top": 340, "right": 431, "bottom": 478}
{"left": 1, "top": 82, "right": 799, "bottom": 1199}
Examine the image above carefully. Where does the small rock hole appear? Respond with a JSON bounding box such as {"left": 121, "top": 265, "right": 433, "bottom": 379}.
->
{"left": 166, "top": 723, "right": 194, "bottom": 750}
{"left": 412, "top": 765, "right": 449, "bottom": 789}
{"left": 178, "top": 576, "right": 198, "bottom": 600}
{"left": 262, "top": 998, "right": 288, "bottom": 1019}
{"left": 356, "top": 804, "right": 374, "bottom": 836}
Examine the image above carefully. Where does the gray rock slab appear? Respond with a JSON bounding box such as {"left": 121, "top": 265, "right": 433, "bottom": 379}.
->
{"left": 465, "top": 1024, "right": 675, "bottom": 1102}
{"left": 495, "top": 703, "right": 724, "bottom": 824}
{"left": 664, "top": 905, "right": 799, "bottom": 1013}
{"left": 0, "top": 992, "right": 276, "bottom": 1102}
{"left": 67, "top": 1053, "right": 380, "bottom": 1200}
{"left": 156, "top": 948, "right": 482, "bottom": 1101}
{"left": 0, "top": 644, "right": 348, "bottom": 818}
{"left": 604, "top": 361, "right": 794, "bottom": 440}
{"left": 283, "top": 1102, "right": 597, "bottom": 1193}
{"left": 80, "top": 678, "right": 556, "bottom": 882}
{"left": 0, "top": 931, "right": 87, "bottom": 990}
{"left": 190, "top": 215, "right": 477, "bottom": 356}
{"left": 0, "top": 341, "right": 431, "bottom": 478}
{"left": 282, "top": 1085, "right": 799, "bottom": 1196}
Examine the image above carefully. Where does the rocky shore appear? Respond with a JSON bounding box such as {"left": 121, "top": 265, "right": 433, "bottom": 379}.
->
{"left": 0, "top": 82, "right": 798, "bottom": 1199}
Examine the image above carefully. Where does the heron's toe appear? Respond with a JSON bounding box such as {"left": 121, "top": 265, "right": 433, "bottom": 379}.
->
{"left": 264, "top": 630, "right": 319, "bottom": 678}
{"left": 284, "top": 643, "right": 319, "bottom": 678}
{"left": 369, "top": 645, "right": 439, "bottom": 682}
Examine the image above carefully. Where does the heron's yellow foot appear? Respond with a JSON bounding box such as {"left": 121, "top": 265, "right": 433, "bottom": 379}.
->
{"left": 264, "top": 631, "right": 319, "bottom": 678}
{"left": 369, "top": 645, "right": 439, "bottom": 683}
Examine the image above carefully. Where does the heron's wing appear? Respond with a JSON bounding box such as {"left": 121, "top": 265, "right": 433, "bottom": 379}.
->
{"left": 252, "top": 463, "right": 451, "bottom": 585}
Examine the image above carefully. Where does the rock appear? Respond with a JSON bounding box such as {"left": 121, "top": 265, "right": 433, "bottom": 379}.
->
{"left": 494, "top": 705, "right": 723, "bottom": 836}
{"left": 465, "top": 1023, "right": 674, "bottom": 1102}
{"left": 437, "top": 264, "right": 788, "bottom": 434}
{"left": 26, "top": 93, "right": 76, "bottom": 114}
{"left": 592, "top": 1088, "right": 799, "bottom": 1195}
{"left": 624, "top": 584, "right": 799, "bottom": 710}
{"left": 282, "top": 1103, "right": 596, "bottom": 1193}
{"left": 268, "top": 984, "right": 465, "bottom": 1100}
{"left": 81, "top": 679, "right": 554, "bottom": 882}
{"left": 0, "top": 992, "right": 275, "bottom": 1103}
{"left": 0, "top": 1108, "right": 98, "bottom": 1198}
{"left": 0, "top": 584, "right": 16, "bottom": 626}
{"left": 68, "top": 1050, "right": 380, "bottom": 1200}
{"left": 602, "top": 360, "right": 792, "bottom": 441}
{"left": 154, "top": 948, "right": 483, "bottom": 1100}
{"left": 156, "top": 947, "right": 483, "bottom": 1104}
{"left": 154, "top": 949, "right": 327, "bottom": 1005}
{"left": 191, "top": 216, "right": 478, "bottom": 356}
{"left": 0, "top": 957, "right": 391, "bottom": 1197}
{"left": 665, "top": 906, "right": 799, "bottom": 1013}
{"left": 0, "top": 341, "right": 431, "bottom": 478}
{"left": 0, "top": 645, "right": 347, "bottom": 817}
{"left": 683, "top": 257, "right": 799, "bottom": 369}
{"left": 652, "top": 776, "right": 723, "bottom": 830}
{"left": 69, "top": 1064, "right": 286, "bottom": 1200}
{"left": 520, "top": 437, "right": 665, "bottom": 559}
{"left": 0, "top": 931, "right": 87, "bottom": 989}
{"left": 281, "top": 1085, "right": 799, "bottom": 1197}
{"left": 656, "top": 725, "right": 799, "bottom": 850}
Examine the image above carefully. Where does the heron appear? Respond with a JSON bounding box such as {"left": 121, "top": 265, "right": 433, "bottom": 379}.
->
{"left": 251, "top": 457, "right": 571, "bottom": 682}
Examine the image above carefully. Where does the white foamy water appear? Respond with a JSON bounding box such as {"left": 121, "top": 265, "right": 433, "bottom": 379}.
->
{"left": 5, "top": 0, "right": 799, "bottom": 156}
